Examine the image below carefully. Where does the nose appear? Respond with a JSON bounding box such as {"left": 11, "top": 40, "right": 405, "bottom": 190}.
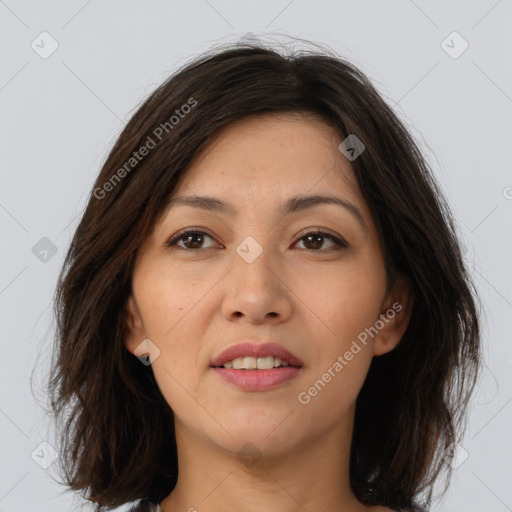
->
{"left": 221, "top": 238, "right": 293, "bottom": 325}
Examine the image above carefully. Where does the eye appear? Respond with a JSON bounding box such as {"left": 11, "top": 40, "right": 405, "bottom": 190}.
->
{"left": 167, "top": 230, "right": 218, "bottom": 250}
{"left": 167, "top": 229, "right": 348, "bottom": 252}
{"left": 294, "top": 230, "right": 348, "bottom": 251}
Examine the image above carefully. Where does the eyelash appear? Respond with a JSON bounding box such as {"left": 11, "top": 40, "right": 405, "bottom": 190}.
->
{"left": 167, "top": 229, "right": 348, "bottom": 252}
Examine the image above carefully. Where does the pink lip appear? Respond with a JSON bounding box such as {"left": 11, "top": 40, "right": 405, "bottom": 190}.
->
{"left": 210, "top": 341, "right": 304, "bottom": 368}
{"left": 212, "top": 367, "right": 301, "bottom": 391}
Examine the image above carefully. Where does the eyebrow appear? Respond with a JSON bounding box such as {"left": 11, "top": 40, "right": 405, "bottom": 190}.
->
{"left": 166, "top": 194, "right": 368, "bottom": 233}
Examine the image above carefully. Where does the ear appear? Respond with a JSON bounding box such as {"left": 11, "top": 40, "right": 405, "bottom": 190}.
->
{"left": 373, "top": 274, "right": 413, "bottom": 357}
{"left": 123, "top": 294, "right": 146, "bottom": 354}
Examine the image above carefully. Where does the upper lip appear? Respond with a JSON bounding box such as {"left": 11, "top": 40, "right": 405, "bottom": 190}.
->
{"left": 210, "top": 341, "right": 304, "bottom": 368}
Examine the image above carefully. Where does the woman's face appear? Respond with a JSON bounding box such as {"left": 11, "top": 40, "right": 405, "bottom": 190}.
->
{"left": 124, "top": 112, "right": 410, "bottom": 458}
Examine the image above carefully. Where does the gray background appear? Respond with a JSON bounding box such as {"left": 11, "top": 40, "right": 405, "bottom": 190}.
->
{"left": 1, "top": 1, "right": 511, "bottom": 511}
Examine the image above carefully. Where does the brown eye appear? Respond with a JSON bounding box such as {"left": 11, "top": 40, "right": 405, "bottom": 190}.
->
{"left": 168, "top": 230, "right": 217, "bottom": 250}
{"left": 167, "top": 229, "right": 347, "bottom": 252}
{"left": 295, "top": 230, "right": 347, "bottom": 251}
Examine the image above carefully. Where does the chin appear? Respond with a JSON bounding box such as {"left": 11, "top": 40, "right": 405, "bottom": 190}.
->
{"left": 211, "top": 412, "right": 300, "bottom": 455}
{"left": 222, "top": 434, "right": 298, "bottom": 467}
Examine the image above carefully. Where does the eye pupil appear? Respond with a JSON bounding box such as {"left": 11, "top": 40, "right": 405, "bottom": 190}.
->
{"left": 184, "top": 233, "right": 203, "bottom": 249}
{"left": 305, "top": 234, "right": 324, "bottom": 250}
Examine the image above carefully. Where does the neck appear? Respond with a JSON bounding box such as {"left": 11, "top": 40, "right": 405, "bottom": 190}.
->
{"left": 161, "top": 405, "right": 370, "bottom": 512}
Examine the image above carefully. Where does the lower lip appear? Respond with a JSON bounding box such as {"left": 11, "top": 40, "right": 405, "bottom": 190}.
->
{"left": 211, "top": 367, "right": 301, "bottom": 391}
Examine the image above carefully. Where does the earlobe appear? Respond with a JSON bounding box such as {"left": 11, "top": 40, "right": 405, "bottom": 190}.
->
{"left": 123, "top": 294, "right": 145, "bottom": 353}
{"left": 373, "top": 274, "right": 413, "bottom": 357}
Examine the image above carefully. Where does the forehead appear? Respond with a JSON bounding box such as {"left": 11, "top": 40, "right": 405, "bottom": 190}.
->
{"left": 173, "top": 112, "right": 363, "bottom": 202}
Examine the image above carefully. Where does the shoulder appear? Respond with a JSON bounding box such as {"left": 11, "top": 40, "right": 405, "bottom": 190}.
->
{"left": 369, "top": 506, "right": 428, "bottom": 512}
{"left": 368, "top": 507, "right": 408, "bottom": 512}
{"left": 127, "top": 499, "right": 161, "bottom": 512}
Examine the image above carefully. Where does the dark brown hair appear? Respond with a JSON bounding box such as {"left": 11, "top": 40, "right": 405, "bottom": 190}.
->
{"left": 47, "top": 40, "right": 482, "bottom": 512}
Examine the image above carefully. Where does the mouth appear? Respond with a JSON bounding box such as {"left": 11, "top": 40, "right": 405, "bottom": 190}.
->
{"left": 210, "top": 341, "right": 304, "bottom": 368}
{"left": 212, "top": 355, "right": 298, "bottom": 370}
{"left": 210, "top": 341, "right": 303, "bottom": 391}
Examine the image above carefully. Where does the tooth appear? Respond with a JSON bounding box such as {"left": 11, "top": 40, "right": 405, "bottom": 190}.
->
{"left": 257, "top": 356, "right": 274, "bottom": 370}
{"left": 232, "top": 357, "right": 244, "bottom": 369}
{"left": 242, "top": 356, "right": 257, "bottom": 370}
{"left": 223, "top": 355, "right": 289, "bottom": 369}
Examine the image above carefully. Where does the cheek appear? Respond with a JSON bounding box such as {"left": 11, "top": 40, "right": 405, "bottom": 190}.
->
{"left": 134, "top": 271, "right": 204, "bottom": 388}
{"left": 295, "top": 262, "right": 384, "bottom": 348}
{"left": 137, "top": 267, "right": 206, "bottom": 337}
{"left": 295, "top": 339, "right": 373, "bottom": 435}
{"left": 312, "top": 263, "right": 384, "bottom": 408}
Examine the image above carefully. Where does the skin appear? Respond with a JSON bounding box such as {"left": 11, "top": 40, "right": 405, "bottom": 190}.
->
{"left": 124, "top": 112, "right": 411, "bottom": 512}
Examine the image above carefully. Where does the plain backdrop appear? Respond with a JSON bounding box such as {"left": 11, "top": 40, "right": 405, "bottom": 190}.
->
{"left": 1, "top": 1, "right": 511, "bottom": 511}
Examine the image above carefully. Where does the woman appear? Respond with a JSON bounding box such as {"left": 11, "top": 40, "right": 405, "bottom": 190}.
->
{"left": 48, "top": 41, "right": 482, "bottom": 512}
